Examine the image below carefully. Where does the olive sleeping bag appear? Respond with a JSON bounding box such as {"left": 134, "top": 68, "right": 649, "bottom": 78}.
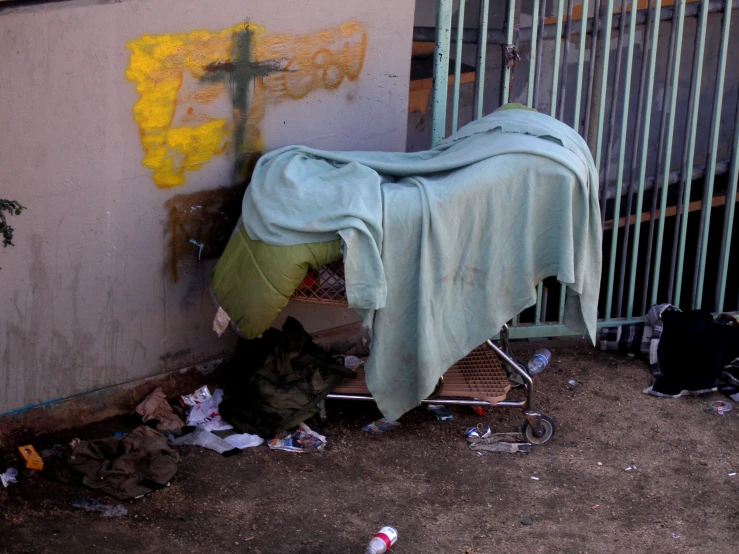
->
{"left": 211, "top": 224, "right": 342, "bottom": 339}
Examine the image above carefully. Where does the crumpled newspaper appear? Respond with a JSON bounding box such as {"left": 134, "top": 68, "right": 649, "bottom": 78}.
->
{"left": 268, "top": 423, "right": 326, "bottom": 453}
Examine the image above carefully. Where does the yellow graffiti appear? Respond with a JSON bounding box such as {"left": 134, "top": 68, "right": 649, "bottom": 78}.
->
{"left": 255, "top": 22, "right": 367, "bottom": 101}
{"left": 126, "top": 21, "right": 367, "bottom": 188}
{"left": 126, "top": 23, "right": 261, "bottom": 187}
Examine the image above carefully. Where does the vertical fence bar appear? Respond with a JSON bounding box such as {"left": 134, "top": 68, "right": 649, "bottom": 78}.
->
{"left": 560, "top": 0, "right": 588, "bottom": 323}
{"left": 604, "top": 0, "right": 637, "bottom": 320}
{"left": 583, "top": 1, "right": 602, "bottom": 143}
{"left": 501, "top": 0, "right": 517, "bottom": 105}
{"left": 692, "top": 0, "right": 731, "bottom": 309}
{"left": 431, "top": 0, "right": 453, "bottom": 146}
{"left": 593, "top": 0, "right": 615, "bottom": 216}
{"left": 617, "top": 0, "right": 653, "bottom": 318}
{"left": 451, "top": 0, "right": 466, "bottom": 133}
{"left": 543, "top": 0, "right": 566, "bottom": 321}
{"left": 673, "top": 0, "right": 709, "bottom": 308}
{"left": 625, "top": 0, "right": 661, "bottom": 319}
{"left": 535, "top": 282, "right": 544, "bottom": 324}
{"left": 600, "top": 0, "right": 629, "bottom": 227}
{"left": 667, "top": 6, "right": 702, "bottom": 305}
{"left": 573, "top": 0, "right": 590, "bottom": 134}
{"left": 641, "top": 1, "right": 680, "bottom": 314}
{"left": 716, "top": 92, "right": 739, "bottom": 312}
{"left": 527, "top": 0, "right": 541, "bottom": 107}
{"left": 650, "top": 0, "right": 686, "bottom": 307}
{"left": 557, "top": 0, "right": 575, "bottom": 119}
{"left": 474, "top": 0, "right": 491, "bottom": 119}
{"left": 533, "top": 0, "right": 548, "bottom": 107}
{"left": 550, "top": 0, "right": 566, "bottom": 116}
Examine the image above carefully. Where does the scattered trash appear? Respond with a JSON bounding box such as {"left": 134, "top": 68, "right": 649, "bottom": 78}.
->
{"left": 180, "top": 385, "right": 212, "bottom": 407}
{"left": 164, "top": 428, "right": 241, "bottom": 457}
{"left": 72, "top": 496, "right": 128, "bottom": 518}
{"left": 1, "top": 468, "right": 18, "bottom": 488}
{"left": 268, "top": 423, "right": 326, "bottom": 453}
{"left": 671, "top": 533, "right": 680, "bottom": 540}
{"left": 568, "top": 379, "right": 577, "bottom": 387}
{"left": 624, "top": 465, "right": 637, "bottom": 471}
{"left": 597, "top": 462, "right": 603, "bottom": 466}
{"left": 223, "top": 433, "right": 264, "bottom": 450}
{"left": 465, "top": 424, "right": 492, "bottom": 439}
{"left": 527, "top": 348, "right": 551, "bottom": 375}
{"left": 18, "top": 445, "right": 44, "bottom": 470}
{"left": 427, "top": 404, "right": 453, "bottom": 421}
{"left": 113, "top": 432, "right": 126, "bottom": 438}
{"left": 364, "top": 526, "right": 398, "bottom": 554}
{"left": 530, "top": 476, "right": 540, "bottom": 481}
{"left": 591, "top": 504, "right": 599, "bottom": 510}
{"left": 342, "top": 355, "right": 363, "bottom": 370}
{"left": 708, "top": 400, "right": 732, "bottom": 415}
{"left": 521, "top": 518, "right": 533, "bottom": 526}
{"left": 187, "top": 388, "right": 233, "bottom": 432}
{"left": 729, "top": 472, "right": 736, "bottom": 477}
{"left": 213, "top": 306, "right": 231, "bottom": 337}
{"left": 471, "top": 406, "right": 486, "bottom": 416}
{"left": 135, "top": 387, "right": 185, "bottom": 432}
{"left": 362, "top": 418, "right": 401, "bottom": 435}
{"left": 476, "top": 452, "right": 483, "bottom": 456}
{"left": 467, "top": 430, "right": 530, "bottom": 453}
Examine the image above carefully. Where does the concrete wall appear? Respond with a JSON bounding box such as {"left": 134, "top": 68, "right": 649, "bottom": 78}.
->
{"left": 0, "top": 0, "right": 415, "bottom": 415}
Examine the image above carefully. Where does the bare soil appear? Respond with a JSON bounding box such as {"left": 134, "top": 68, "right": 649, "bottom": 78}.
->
{"left": 1, "top": 342, "right": 738, "bottom": 553}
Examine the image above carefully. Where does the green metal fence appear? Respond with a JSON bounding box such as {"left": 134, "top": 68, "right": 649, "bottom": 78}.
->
{"left": 426, "top": 0, "right": 739, "bottom": 338}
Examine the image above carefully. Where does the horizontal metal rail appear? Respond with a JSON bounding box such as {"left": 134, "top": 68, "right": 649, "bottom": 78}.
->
{"left": 414, "top": 0, "right": 739, "bottom": 45}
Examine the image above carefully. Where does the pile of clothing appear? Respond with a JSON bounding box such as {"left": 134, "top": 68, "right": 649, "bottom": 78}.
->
{"left": 42, "top": 320, "right": 349, "bottom": 500}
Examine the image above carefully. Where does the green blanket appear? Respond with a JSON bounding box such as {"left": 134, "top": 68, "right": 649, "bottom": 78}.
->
{"left": 241, "top": 107, "right": 601, "bottom": 420}
{"left": 211, "top": 226, "right": 341, "bottom": 339}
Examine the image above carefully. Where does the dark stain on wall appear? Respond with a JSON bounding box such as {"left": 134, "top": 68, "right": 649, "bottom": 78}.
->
{"left": 164, "top": 156, "right": 259, "bottom": 282}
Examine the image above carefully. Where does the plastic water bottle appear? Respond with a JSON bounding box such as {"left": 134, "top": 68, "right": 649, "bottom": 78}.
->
{"left": 364, "top": 526, "right": 398, "bottom": 554}
{"left": 527, "top": 348, "right": 551, "bottom": 375}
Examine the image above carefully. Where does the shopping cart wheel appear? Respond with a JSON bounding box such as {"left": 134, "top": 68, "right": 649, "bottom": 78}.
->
{"left": 521, "top": 414, "right": 555, "bottom": 445}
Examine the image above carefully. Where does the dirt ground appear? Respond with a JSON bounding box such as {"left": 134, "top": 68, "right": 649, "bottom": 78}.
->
{"left": 1, "top": 341, "right": 738, "bottom": 553}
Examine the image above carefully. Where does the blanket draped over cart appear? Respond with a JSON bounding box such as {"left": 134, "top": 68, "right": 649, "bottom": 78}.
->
{"left": 239, "top": 108, "right": 601, "bottom": 421}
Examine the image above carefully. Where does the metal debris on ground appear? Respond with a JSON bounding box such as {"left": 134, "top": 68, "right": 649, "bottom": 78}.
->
{"left": 708, "top": 400, "right": 732, "bottom": 415}
{"left": 72, "top": 496, "right": 128, "bottom": 518}
{"left": 467, "top": 430, "right": 530, "bottom": 453}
